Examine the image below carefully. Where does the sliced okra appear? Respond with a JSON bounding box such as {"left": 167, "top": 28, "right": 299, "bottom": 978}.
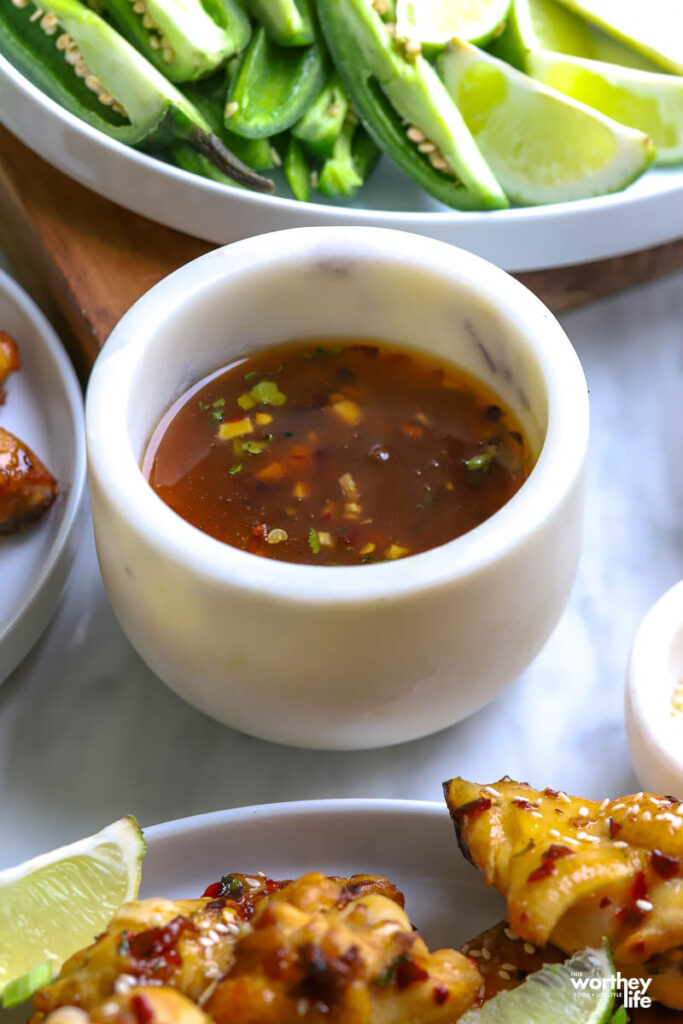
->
{"left": 98, "top": 0, "right": 251, "bottom": 83}
{"left": 317, "top": 119, "right": 380, "bottom": 199}
{"left": 0, "top": 0, "right": 273, "bottom": 190}
{"left": 226, "top": 25, "right": 326, "bottom": 138}
{"left": 283, "top": 136, "right": 311, "bottom": 201}
{"left": 244, "top": 0, "right": 314, "bottom": 47}
{"left": 291, "top": 73, "right": 349, "bottom": 160}
{"left": 316, "top": 0, "right": 508, "bottom": 211}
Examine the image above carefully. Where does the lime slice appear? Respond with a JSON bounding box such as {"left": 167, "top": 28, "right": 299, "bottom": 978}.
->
{"left": 492, "top": 0, "right": 660, "bottom": 72}
{"left": 552, "top": 0, "right": 683, "bottom": 75}
{"left": 438, "top": 41, "right": 654, "bottom": 205}
{"left": 396, "top": 0, "right": 512, "bottom": 49}
{"left": 0, "top": 817, "right": 145, "bottom": 1006}
{"left": 459, "top": 945, "right": 615, "bottom": 1024}
{"left": 528, "top": 50, "right": 683, "bottom": 164}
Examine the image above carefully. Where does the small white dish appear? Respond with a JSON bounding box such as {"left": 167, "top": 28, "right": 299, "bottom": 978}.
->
{"left": 141, "top": 799, "right": 503, "bottom": 950}
{"left": 626, "top": 579, "right": 683, "bottom": 798}
{"left": 2, "top": 52, "right": 683, "bottom": 271}
{"left": 87, "top": 226, "right": 589, "bottom": 750}
{"left": 0, "top": 270, "right": 87, "bottom": 685}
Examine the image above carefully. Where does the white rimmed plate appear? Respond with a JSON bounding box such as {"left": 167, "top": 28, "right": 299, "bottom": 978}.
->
{"left": 141, "top": 799, "right": 503, "bottom": 948}
{"left": 0, "top": 269, "right": 86, "bottom": 685}
{"left": 2, "top": 53, "right": 683, "bottom": 272}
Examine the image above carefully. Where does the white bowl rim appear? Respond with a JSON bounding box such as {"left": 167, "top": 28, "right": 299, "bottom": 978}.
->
{"left": 626, "top": 578, "right": 683, "bottom": 779}
{"left": 3, "top": 51, "right": 682, "bottom": 229}
{"left": 0, "top": 267, "right": 87, "bottom": 647}
{"left": 86, "top": 225, "right": 589, "bottom": 605}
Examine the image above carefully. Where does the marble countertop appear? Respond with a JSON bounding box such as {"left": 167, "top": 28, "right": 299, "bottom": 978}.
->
{"left": 1, "top": 268, "right": 682, "bottom": 869}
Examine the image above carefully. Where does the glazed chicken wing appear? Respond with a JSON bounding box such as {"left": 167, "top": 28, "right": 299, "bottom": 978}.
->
{"left": 445, "top": 776, "right": 683, "bottom": 1009}
{"left": 0, "top": 426, "right": 58, "bottom": 533}
{"left": 0, "top": 331, "right": 20, "bottom": 402}
{"left": 32, "top": 872, "right": 481, "bottom": 1024}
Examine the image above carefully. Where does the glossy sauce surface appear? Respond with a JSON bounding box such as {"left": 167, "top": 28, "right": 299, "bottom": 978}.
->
{"left": 144, "top": 340, "right": 534, "bottom": 566}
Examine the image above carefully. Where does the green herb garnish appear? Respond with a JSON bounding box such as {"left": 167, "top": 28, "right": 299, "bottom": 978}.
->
{"left": 249, "top": 380, "right": 287, "bottom": 406}
{"left": 229, "top": 464, "right": 242, "bottom": 475}
{"left": 417, "top": 486, "right": 435, "bottom": 509}
{"left": 212, "top": 398, "right": 225, "bottom": 408}
{"left": 237, "top": 392, "right": 256, "bottom": 410}
{"left": 243, "top": 370, "right": 259, "bottom": 381}
{"left": 463, "top": 444, "right": 497, "bottom": 475}
{"left": 242, "top": 440, "right": 270, "bottom": 455}
{"left": 211, "top": 410, "right": 224, "bottom": 422}
{"left": 308, "top": 527, "right": 321, "bottom": 554}
{"left": 117, "top": 931, "right": 130, "bottom": 956}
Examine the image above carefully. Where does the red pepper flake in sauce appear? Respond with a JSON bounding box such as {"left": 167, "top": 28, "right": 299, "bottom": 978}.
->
{"left": 144, "top": 340, "right": 533, "bottom": 567}
{"left": 652, "top": 849, "right": 681, "bottom": 880}
{"left": 526, "top": 844, "right": 572, "bottom": 883}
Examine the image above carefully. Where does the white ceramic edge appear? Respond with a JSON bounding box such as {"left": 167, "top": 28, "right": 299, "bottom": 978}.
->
{"left": 0, "top": 269, "right": 87, "bottom": 683}
{"left": 86, "top": 226, "right": 589, "bottom": 607}
{"left": 626, "top": 579, "right": 683, "bottom": 797}
{"left": 144, "top": 798, "right": 445, "bottom": 844}
{"left": 2, "top": 55, "right": 683, "bottom": 271}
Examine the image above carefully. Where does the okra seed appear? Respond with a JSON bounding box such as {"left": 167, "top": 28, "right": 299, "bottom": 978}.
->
{"left": 417, "top": 141, "right": 436, "bottom": 154}
{"left": 56, "top": 33, "right": 70, "bottom": 49}
{"left": 64, "top": 47, "right": 81, "bottom": 65}
{"left": 406, "top": 126, "right": 425, "bottom": 143}
{"left": 404, "top": 38, "right": 422, "bottom": 57}
{"left": 162, "top": 46, "right": 174, "bottom": 62}
{"left": 12, "top": 0, "right": 31, "bottom": 9}
{"left": 74, "top": 61, "right": 88, "bottom": 77}
{"left": 142, "top": 12, "right": 154, "bottom": 27}
{"left": 224, "top": 101, "right": 239, "bottom": 119}
{"left": 98, "top": 92, "right": 114, "bottom": 105}
{"left": 29, "top": 7, "right": 44, "bottom": 21}
{"left": 112, "top": 102, "right": 127, "bottom": 115}
{"left": 372, "top": 0, "right": 389, "bottom": 13}
{"left": 149, "top": 34, "right": 161, "bottom": 48}
{"left": 85, "top": 74, "right": 102, "bottom": 92}
{"left": 270, "top": 147, "right": 282, "bottom": 167}
{"left": 132, "top": 2, "right": 145, "bottom": 12}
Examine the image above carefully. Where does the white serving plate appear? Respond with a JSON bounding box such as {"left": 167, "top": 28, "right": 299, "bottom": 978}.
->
{"left": 2, "top": 53, "right": 683, "bottom": 272}
{"left": 140, "top": 799, "right": 503, "bottom": 950}
{"left": 0, "top": 269, "right": 86, "bottom": 685}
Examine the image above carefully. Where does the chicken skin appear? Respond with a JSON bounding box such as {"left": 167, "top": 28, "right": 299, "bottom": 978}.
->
{"left": 0, "top": 331, "right": 20, "bottom": 402}
{"left": 0, "top": 426, "right": 58, "bottom": 533}
{"left": 32, "top": 872, "right": 482, "bottom": 1024}
{"left": 445, "top": 776, "right": 683, "bottom": 1010}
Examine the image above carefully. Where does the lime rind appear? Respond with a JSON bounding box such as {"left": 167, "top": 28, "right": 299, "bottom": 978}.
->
{"left": 396, "top": 0, "right": 512, "bottom": 49}
{"left": 459, "top": 943, "right": 615, "bottom": 1024}
{"left": 551, "top": 0, "right": 683, "bottom": 76}
{"left": 0, "top": 817, "right": 145, "bottom": 1002}
{"left": 438, "top": 39, "right": 654, "bottom": 206}
{"left": 527, "top": 50, "right": 683, "bottom": 165}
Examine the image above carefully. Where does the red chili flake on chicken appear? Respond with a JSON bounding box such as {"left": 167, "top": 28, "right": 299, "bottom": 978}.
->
{"left": 527, "top": 844, "right": 572, "bottom": 883}
{"left": 395, "top": 959, "right": 429, "bottom": 989}
{"left": 128, "top": 915, "right": 194, "bottom": 975}
{"left": 652, "top": 849, "right": 680, "bottom": 880}
{"left": 609, "top": 817, "right": 622, "bottom": 839}
{"left": 130, "top": 993, "right": 154, "bottom": 1024}
{"left": 433, "top": 985, "right": 449, "bottom": 1005}
{"left": 450, "top": 797, "right": 492, "bottom": 819}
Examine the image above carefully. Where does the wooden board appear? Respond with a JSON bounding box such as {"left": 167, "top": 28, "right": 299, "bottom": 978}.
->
{"left": 1, "top": 123, "right": 683, "bottom": 381}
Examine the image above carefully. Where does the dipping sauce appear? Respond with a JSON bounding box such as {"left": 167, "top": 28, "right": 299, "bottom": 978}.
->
{"left": 144, "top": 340, "right": 534, "bottom": 566}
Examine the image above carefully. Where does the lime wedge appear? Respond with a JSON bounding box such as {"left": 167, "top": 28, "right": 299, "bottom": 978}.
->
{"left": 439, "top": 41, "right": 654, "bottom": 205}
{"left": 492, "top": 0, "right": 660, "bottom": 72}
{"left": 0, "top": 817, "right": 146, "bottom": 1005}
{"left": 396, "top": 0, "right": 512, "bottom": 49}
{"left": 459, "top": 945, "right": 615, "bottom": 1024}
{"left": 528, "top": 50, "right": 683, "bottom": 164}
{"left": 552, "top": 0, "right": 683, "bottom": 75}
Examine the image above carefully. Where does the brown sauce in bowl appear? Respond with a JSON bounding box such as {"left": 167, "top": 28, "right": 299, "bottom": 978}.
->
{"left": 143, "top": 340, "right": 534, "bottom": 566}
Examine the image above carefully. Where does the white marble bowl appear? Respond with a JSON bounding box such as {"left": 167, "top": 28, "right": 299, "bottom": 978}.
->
{"left": 86, "top": 227, "right": 588, "bottom": 749}
{"left": 626, "top": 580, "right": 683, "bottom": 798}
